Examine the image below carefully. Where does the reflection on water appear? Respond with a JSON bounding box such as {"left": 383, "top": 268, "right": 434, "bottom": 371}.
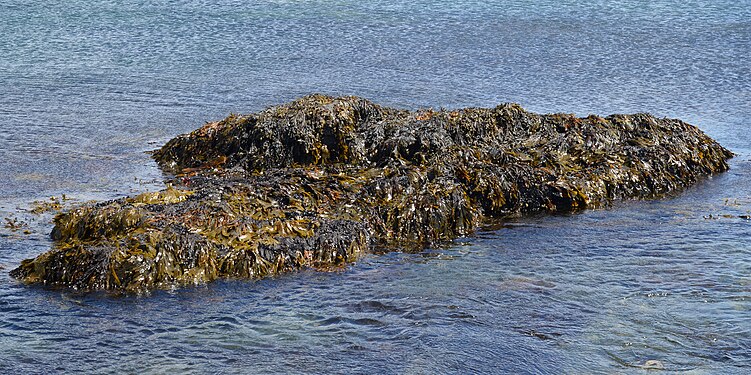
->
{"left": 1, "top": 0, "right": 749, "bottom": 373}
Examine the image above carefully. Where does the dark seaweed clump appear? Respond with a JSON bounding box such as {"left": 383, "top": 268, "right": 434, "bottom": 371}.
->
{"left": 11, "top": 95, "right": 733, "bottom": 292}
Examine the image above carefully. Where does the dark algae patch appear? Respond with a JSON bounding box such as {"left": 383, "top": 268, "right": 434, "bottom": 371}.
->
{"left": 11, "top": 95, "right": 733, "bottom": 293}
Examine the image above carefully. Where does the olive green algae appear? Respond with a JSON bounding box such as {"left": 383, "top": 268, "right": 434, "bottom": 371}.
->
{"left": 11, "top": 95, "right": 733, "bottom": 292}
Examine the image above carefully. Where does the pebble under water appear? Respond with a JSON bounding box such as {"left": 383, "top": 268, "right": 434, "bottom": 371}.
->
{"left": 1, "top": 1, "right": 749, "bottom": 373}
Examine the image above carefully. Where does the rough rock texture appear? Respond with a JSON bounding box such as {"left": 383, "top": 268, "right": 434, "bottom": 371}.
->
{"left": 11, "top": 95, "right": 733, "bottom": 292}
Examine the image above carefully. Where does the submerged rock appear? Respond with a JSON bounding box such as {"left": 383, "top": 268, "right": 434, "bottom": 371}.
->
{"left": 11, "top": 95, "right": 733, "bottom": 292}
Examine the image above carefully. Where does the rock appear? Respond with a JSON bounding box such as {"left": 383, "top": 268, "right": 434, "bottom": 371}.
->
{"left": 10, "top": 94, "right": 733, "bottom": 292}
{"left": 641, "top": 359, "right": 665, "bottom": 370}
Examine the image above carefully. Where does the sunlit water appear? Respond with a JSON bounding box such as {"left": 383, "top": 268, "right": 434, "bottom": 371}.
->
{"left": 1, "top": 1, "right": 749, "bottom": 373}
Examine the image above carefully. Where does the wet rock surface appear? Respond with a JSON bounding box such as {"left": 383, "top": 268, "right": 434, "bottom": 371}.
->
{"left": 11, "top": 95, "right": 733, "bottom": 292}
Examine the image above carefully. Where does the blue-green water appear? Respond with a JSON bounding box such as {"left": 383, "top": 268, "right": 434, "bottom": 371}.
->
{"left": 1, "top": 1, "right": 749, "bottom": 373}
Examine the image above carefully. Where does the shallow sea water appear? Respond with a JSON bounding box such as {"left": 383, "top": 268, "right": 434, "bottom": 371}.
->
{"left": 1, "top": 1, "right": 749, "bottom": 373}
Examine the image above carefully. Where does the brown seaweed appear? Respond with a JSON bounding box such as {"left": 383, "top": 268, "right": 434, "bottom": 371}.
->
{"left": 11, "top": 94, "right": 733, "bottom": 293}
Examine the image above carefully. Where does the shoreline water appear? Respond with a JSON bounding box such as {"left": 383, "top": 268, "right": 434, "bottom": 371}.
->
{"left": 1, "top": 1, "right": 749, "bottom": 372}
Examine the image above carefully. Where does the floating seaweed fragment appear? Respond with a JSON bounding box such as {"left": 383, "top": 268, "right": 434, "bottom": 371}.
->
{"left": 702, "top": 197, "right": 751, "bottom": 221}
{"left": 10, "top": 95, "right": 733, "bottom": 293}
{"left": 4, "top": 217, "right": 29, "bottom": 232}
{"left": 30, "top": 197, "right": 64, "bottom": 214}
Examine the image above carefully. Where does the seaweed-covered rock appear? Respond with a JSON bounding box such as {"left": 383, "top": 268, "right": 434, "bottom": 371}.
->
{"left": 11, "top": 95, "right": 733, "bottom": 292}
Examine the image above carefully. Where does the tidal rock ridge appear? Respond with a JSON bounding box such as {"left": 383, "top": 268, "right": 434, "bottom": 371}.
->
{"left": 11, "top": 95, "right": 732, "bottom": 292}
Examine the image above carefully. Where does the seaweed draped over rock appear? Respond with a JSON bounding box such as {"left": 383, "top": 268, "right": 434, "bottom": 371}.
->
{"left": 11, "top": 95, "right": 733, "bottom": 292}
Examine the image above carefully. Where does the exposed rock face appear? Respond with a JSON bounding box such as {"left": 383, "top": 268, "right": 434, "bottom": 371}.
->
{"left": 11, "top": 95, "right": 733, "bottom": 292}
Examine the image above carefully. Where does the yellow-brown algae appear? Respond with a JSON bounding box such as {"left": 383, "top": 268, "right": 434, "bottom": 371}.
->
{"left": 11, "top": 95, "right": 733, "bottom": 293}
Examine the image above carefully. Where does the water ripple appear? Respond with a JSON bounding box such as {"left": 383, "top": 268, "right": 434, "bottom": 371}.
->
{"left": 1, "top": 0, "right": 750, "bottom": 373}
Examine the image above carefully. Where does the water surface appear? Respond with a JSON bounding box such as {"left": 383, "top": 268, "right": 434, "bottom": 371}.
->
{"left": 1, "top": 1, "right": 749, "bottom": 373}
